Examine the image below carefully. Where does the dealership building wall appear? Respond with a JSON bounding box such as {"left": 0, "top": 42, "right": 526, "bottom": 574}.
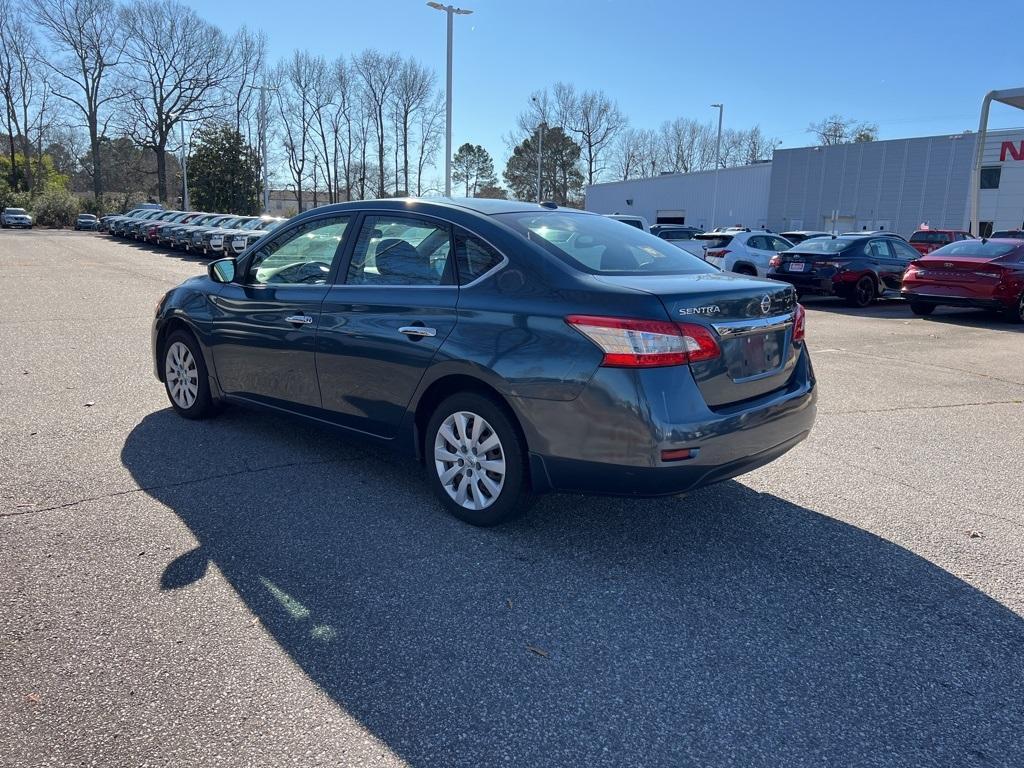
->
{"left": 583, "top": 163, "right": 772, "bottom": 230}
{"left": 585, "top": 129, "right": 1024, "bottom": 236}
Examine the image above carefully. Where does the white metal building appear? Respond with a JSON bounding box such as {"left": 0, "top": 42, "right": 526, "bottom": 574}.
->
{"left": 585, "top": 128, "right": 1024, "bottom": 237}
{"left": 584, "top": 163, "right": 772, "bottom": 230}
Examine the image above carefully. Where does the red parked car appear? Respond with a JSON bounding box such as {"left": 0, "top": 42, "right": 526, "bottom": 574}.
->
{"left": 908, "top": 229, "right": 974, "bottom": 256}
{"left": 901, "top": 238, "right": 1024, "bottom": 322}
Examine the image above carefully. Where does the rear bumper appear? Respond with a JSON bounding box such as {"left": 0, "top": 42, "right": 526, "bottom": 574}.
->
{"left": 901, "top": 290, "right": 1006, "bottom": 311}
{"left": 769, "top": 271, "right": 838, "bottom": 295}
{"left": 515, "top": 348, "right": 817, "bottom": 496}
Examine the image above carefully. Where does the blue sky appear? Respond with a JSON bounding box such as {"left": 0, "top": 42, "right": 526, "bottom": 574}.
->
{"left": 194, "top": 0, "right": 1023, "bottom": 168}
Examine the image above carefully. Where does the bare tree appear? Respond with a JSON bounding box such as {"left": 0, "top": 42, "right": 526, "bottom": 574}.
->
{"left": 224, "top": 27, "right": 266, "bottom": 145}
{"left": 553, "top": 82, "right": 626, "bottom": 185}
{"left": 414, "top": 90, "right": 444, "bottom": 196}
{"left": 271, "top": 52, "right": 314, "bottom": 212}
{"left": 32, "top": 0, "right": 124, "bottom": 201}
{"left": 657, "top": 118, "right": 709, "bottom": 174}
{"left": 352, "top": 49, "right": 401, "bottom": 197}
{"left": 388, "top": 58, "right": 435, "bottom": 197}
{"left": 0, "top": 8, "right": 40, "bottom": 192}
{"left": 808, "top": 114, "right": 878, "bottom": 145}
{"left": 330, "top": 56, "right": 354, "bottom": 201}
{"left": 120, "top": 0, "right": 235, "bottom": 203}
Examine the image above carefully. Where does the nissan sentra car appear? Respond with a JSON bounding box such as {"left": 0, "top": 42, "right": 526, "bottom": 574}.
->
{"left": 152, "top": 198, "right": 817, "bottom": 526}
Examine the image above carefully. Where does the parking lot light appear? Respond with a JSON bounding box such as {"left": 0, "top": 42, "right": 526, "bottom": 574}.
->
{"left": 427, "top": 2, "right": 474, "bottom": 198}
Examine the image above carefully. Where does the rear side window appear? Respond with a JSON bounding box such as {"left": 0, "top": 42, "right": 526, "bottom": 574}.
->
{"left": 455, "top": 233, "right": 503, "bottom": 285}
{"left": 694, "top": 235, "right": 733, "bottom": 249}
{"left": 346, "top": 215, "right": 454, "bottom": 286}
{"left": 501, "top": 211, "right": 714, "bottom": 275}
{"left": 932, "top": 241, "right": 1019, "bottom": 258}
{"left": 910, "top": 231, "right": 952, "bottom": 244}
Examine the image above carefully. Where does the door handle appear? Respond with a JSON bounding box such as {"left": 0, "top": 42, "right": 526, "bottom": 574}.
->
{"left": 285, "top": 315, "right": 314, "bottom": 325}
{"left": 399, "top": 326, "right": 437, "bottom": 338}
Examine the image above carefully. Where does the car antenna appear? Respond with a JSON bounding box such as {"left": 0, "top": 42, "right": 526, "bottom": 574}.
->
{"left": 540, "top": 200, "right": 558, "bottom": 209}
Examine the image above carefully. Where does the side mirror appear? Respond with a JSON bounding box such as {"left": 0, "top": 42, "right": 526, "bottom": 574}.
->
{"left": 208, "top": 258, "right": 236, "bottom": 283}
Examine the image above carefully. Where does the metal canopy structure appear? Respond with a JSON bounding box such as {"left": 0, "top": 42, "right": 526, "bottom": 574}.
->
{"left": 970, "top": 87, "right": 1024, "bottom": 236}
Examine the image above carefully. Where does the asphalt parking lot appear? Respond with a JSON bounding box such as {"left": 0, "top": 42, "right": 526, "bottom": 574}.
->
{"left": 2, "top": 229, "right": 1023, "bottom": 767}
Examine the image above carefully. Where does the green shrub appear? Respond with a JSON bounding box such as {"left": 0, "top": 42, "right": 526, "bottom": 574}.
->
{"left": 31, "top": 189, "right": 80, "bottom": 228}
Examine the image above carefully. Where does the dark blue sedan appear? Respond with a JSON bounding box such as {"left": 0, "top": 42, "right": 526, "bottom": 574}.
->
{"left": 152, "top": 198, "right": 816, "bottom": 526}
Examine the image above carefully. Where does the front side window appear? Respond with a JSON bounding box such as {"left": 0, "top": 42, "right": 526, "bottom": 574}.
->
{"left": 768, "top": 236, "right": 793, "bottom": 252}
{"left": 890, "top": 240, "right": 919, "bottom": 261}
{"left": 247, "top": 216, "right": 350, "bottom": 285}
{"left": 501, "top": 212, "right": 714, "bottom": 275}
{"left": 345, "top": 215, "right": 453, "bottom": 286}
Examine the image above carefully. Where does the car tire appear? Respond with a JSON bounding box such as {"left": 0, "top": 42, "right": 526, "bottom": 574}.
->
{"left": 425, "top": 391, "right": 533, "bottom": 526}
{"left": 846, "top": 275, "right": 876, "bottom": 308}
{"left": 910, "top": 302, "right": 935, "bottom": 316}
{"left": 732, "top": 264, "right": 757, "bottom": 277}
{"left": 162, "top": 330, "right": 218, "bottom": 420}
{"left": 1004, "top": 292, "right": 1024, "bottom": 324}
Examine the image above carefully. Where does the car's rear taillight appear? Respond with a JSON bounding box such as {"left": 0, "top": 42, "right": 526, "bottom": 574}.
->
{"left": 706, "top": 249, "right": 731, "bottom": 259}
{"left": 566, "top": 315, "right": 721, "bottom": 368}
{"left": 769, "top": 255, "right": 782, "bottom": 268}
{"left": 793, "top": 303, "right": 806, "bottom": 343}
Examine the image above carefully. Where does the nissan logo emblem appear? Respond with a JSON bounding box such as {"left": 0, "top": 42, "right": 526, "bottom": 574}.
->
{"left": 760, "top": 295, "right": 772, "bottom": 315}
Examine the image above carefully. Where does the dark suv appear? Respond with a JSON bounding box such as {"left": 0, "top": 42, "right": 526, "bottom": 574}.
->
{"left": 768, "top": 234, "right": 920, "bottom": 307}
{"left": 153, "top": 198, "right": 816, "bottom": 526}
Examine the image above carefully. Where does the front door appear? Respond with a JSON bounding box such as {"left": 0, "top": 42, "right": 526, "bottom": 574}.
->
{"left": 316, "top": 213, "right": 460, "bottom": 437}
{"left": 208, "top": 214, "right": 353, "bottom": 413}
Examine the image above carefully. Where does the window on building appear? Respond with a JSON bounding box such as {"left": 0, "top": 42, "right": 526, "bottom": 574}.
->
{"left": 980, "top": 167, "right": 1001, "bottom": 190}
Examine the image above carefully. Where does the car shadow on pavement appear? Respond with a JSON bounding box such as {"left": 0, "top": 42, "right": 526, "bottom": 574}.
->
{"left": 802, "top": 296, "right": 1024, "bottom": 330}
{"left": 122, "top": 408, "right": 1024, "bottom": 767}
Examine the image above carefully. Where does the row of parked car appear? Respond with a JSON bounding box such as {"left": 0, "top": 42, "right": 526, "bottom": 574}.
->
{"left": 97, "top": 206, "right": 286, "bottom": 257}
{"left": 604, "top": 215, "right": 1024, "bottom": 322}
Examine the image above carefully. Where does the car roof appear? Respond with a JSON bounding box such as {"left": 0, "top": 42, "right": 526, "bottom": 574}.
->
{"left": 283, "top": 197, "right": 592, "bottom": 221}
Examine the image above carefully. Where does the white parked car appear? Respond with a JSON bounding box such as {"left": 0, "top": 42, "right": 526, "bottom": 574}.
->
{"left": 1, "top": 207, "right": 33, "bottom": 229}
{"left": 603, "top": 214, "right": 649, "bottom": 232}
{"left": 696, "top": 230, "right": 794, "bottom": 277}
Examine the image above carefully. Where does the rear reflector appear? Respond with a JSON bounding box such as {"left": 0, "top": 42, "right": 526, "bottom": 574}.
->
{"left": 661, "top": 448, "right": 695, "bottom": 462}
{"left": 565, "top": 315, "right": 721, "bottom": 368}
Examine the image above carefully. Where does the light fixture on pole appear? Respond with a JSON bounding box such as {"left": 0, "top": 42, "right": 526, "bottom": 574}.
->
{"left": 710, "top": 103, "right": 723, "bottom": 230}
{"left": 427, "top": 2, "right": 473, "bottom": 197}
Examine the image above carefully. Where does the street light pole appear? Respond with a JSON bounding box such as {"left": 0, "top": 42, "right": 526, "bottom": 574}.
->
{"left": 710, "top": 103, "right": 723, "bottom": 229}
{"left": 427, "top": 2, "right": 473, "bottom": 197}
{"left": 180, "top": 120, "right": 189, "bottom": 211}
{"left": 536, "top": 123, "right": 544, "bottom": 202}
{"left": 257, "top": 84, "right": 277, "bottom": 213}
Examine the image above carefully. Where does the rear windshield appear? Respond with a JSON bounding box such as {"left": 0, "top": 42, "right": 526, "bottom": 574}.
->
{"left": 500, "top": 212, "right": 715, "bottom": 275}
{"left": 793, "top": 237, "right": 855, "bottom": 253}
{"left": 990, "top": 231, "right": 1024, "bottom": 240}
{"left": 910, "top": 231, "right": 952, "bottom": 244}
{"left": 694, "top": 234, "right": 733, "bottom": 248}
{"left": 931, "top": 241, "right": 1019, "bottom": 258}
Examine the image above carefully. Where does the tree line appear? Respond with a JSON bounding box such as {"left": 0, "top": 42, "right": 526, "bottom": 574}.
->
{"left": 0, "top": 0, "right": 882, "bottom": 216}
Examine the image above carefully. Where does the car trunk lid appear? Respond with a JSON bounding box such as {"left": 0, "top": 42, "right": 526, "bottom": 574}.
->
{"left": 913, "top": 256, "right": 1009, "bottom": 299}
{"left": 594, "top": 273, "right": 800, "bottom": 407}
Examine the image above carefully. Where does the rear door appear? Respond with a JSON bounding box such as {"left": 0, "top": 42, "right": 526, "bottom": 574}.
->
{"left": 208, "top": 214, "right": 353, "bottom": 412}
{"left": 864, "top": 238, "right": 902, "bottom": 290}
{"left": 888, "top": 239, "right": 921, "bottom": 288}
{"left": 315, "top": 212, "right": 460, "bottom": 437}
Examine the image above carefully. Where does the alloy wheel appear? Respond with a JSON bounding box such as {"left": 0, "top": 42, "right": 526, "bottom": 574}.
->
{"left": 855, "top": 277, "right": 874, "bottom": 307}
{"left": 434, "top": 411, "right": 506, "bottom": 511}
{"left": 165, "top": 341, "right": 199, "bottom": 409}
